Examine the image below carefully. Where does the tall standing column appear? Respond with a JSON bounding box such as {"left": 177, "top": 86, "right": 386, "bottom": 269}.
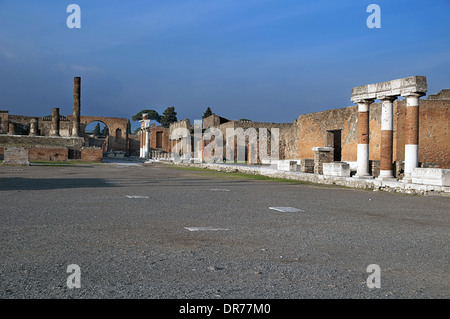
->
{"left": 139, "top": 130, "right": 144, "bottom": 158}
{"left": 378, "top": 97, "right": 397, "bottom": 180}
{"left": 403, "top": 93, "right": 421, "bottom": 182}
{"left": 72, "top": 77, "right": 81, "bottom": 137}
{"left": 50, "top": 108, "right": 60, "bottom": 137}
{"left": 355, "top": 99, "right": 374, "bottom": 177}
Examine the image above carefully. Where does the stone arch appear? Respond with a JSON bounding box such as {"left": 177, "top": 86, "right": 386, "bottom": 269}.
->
{"left": 84, "top": 120, "right": 110, "bottom": 136}
{"left": 79, "top": 116, "right": 128, "bottom": 152}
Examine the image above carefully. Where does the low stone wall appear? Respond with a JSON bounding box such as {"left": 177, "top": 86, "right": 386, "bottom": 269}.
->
{"left": 412, "top": 168, "right": 450, "bottom": 186}
{"left": 2, "top": 147, "right": 29, "bottom": 165}
{"left": 81, "top": 147, "right": 103, "bottom": 162}
{"left": 277, "top": 160, "right": 297, "bottom": 172}
{"left": 323, "top": 162, "right": 350, "bottom": 177}
{"left": 28, "top": 147, "right": 68, "bottom": 162}
{"left": 0, "top": 135, "right": 84, "bottom": 159}
{"left": 163, "top": 161, "right": 450, "bottom": 196}
{"left": 298, "top": 159, "right": 314, "bottom": 173}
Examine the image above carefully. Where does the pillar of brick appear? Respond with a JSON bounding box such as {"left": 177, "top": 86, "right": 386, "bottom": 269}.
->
{"left": 355, "top": 99, "right": 373, "bottom": 178}
{"left": 378, "top": 97, "right": 396, "bottom": 180}
{"left": 72, "top": 77, "right": 81, "bottom": 137}
{"left": 29, "top": 118, "right": 38, "bottom": 136}
{"left": 50, "top": 108, "right": 60, "bottom": 136}
{"left": 313, "top": 147, "right": 334, "bottom": 175}
{"left": 402, "top": 93, "right": 422, "bottom": 182}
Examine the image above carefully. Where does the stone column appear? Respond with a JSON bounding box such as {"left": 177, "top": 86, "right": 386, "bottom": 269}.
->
{"left": 139, "top": 130, "right": 143, "bottom": 158}
{"left": 402, "top": 93, "right": 421, "bottom": 182}
{"left": 378, "top": 97, "right": 397, "bottom": 180}
{"left": 144, "top": 130, "right": 149, "bottom": 159}
{"left": 72, "top": 77, "right": 81, "bottom": 137}
{"left": 142, "top": 114, "right": 149, "bottom": 159}
{"left": 355, "top": 99, "right": 374, "bottom": 178}
{"left": 8, "top": 123, "right": 15, "bottom": 135}
{"left": 50, "top": 107, "right": 60, "bottom": 137}
{"left": 29, "top": 118, "right": 38, "bottom": 136}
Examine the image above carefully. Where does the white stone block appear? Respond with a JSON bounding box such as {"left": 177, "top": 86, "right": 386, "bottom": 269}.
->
{"left": 323, "top": 162, "right": 350, "bottom": 177}
{"left": 312, "top": 147, "right": 333, "bottom": 152}
{"left": 277, "top": 160, "right": 297, "bottom": 172}
{"left": 412, "top": 168, "right": 450, "bottom": 186}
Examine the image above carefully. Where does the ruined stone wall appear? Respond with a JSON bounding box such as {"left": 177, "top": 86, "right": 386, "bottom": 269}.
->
{"left": 296, "top": 96, "right": 449, "bottom": 168}
{"left": 0, "top": 111, "right": 8, "bottom": 134}
{"left": 216, "top": 120, "right": 297, "bottom": 160}
{"left": 76, "top": 116, "right": 128, "bottom": 152}
{"left": 127, "top": 134, "right": 140, "bottom": 156}
{"left": 297, "top": 106, "right": 358, "bottom": 161}
{"left": 0, "top": 135, "right": 84, "bottom": 160}
{"left": 150, "top": 126, "right": 170, "bottom": 153}
{"left": 419, "top": 99, "right": 449, "bottom": 168}
{"left": 202, "top": 114, "right": 230, "bottom": 129}
{"left": 28, "top": 147, "right": 69, "bottom": 161}
{"left": 169, "top": 119, "right": 193, "bottom": 135}
{"left": 40, "top": 118, "right": 72, "bottom": 137}
{"left": 2, "top": 147, "right": 29, "bottom": 165}
{"left": 81, "top": 147, "right": 103, "bottom": 162}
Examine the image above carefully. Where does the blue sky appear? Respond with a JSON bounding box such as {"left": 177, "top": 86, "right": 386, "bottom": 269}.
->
{"left": 0, "top": 0, "right": 449, "bottom": 130}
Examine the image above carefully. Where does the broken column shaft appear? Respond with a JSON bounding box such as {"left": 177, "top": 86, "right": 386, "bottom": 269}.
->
{"left": 72, "top": 77, "right": 81, "bottom": 137}
{"left": 50, "top": 107, "right": 60, "bottom": 136}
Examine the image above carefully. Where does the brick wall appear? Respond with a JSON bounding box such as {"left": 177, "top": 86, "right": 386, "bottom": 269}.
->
{"left": 28, "top": 147, "right": 68, "bottom": 161}
{"left": 296, "top": 97, "right": 449, "bottom": 169}
{"left": 150, "top": 126, "right": 170, "bottom": 152}
{"left": 81, "top": 147, "right": 103, "bottom": 162}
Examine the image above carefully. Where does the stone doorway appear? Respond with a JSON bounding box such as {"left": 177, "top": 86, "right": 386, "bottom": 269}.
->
{"left": 327, "top": 129, "right": 342, "bottom": 162}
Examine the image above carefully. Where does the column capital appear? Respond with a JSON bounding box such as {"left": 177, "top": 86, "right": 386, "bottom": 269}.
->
{"left": 378, "top": 95, "right": 398, "bottom": 102}
{"left": 354, "top": 98, "right": 374, "bottom": 104}
{"left": 401, "top": 92, "right": 425, "bottom": 98}
{"left": 356, "top": 99, "right": 374, "bottom": 112}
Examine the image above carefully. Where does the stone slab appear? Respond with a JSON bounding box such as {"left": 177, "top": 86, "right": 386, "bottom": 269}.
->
{"left": 323, "top": 162, "right": 351, "bottom": 177}
{"left": 412, "top": 168, "right": 450, "bottom": 186}
{"left": 277, "top": 160, "right": 297, "bottom": 172}
{"left": 351, "top": 76, "right": 427, "bottom": 102}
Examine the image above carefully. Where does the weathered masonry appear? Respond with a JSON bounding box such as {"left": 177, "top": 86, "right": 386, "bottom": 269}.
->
{"left": 351, "top": 76, "right": 427, "bottom": 181}
{"left": 0, "top": 77, "right": 129, "bottom": 162}
{"left": 297, "top": 89, "right": 449, "bottom": 177}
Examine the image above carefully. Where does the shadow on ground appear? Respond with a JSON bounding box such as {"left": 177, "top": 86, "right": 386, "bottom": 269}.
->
{"left": 0, "top": 177, "right": 119, "bottom": 191}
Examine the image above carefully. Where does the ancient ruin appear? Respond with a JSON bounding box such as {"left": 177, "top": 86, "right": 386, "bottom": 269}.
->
{"left": 0, "top": 77, "right": 129, "bottom": 163}
{"left": 1, "top": 75, "right": 448, "bottom": 189}
{"left": 136, "top": 76, "right": 448, "bottom": 188}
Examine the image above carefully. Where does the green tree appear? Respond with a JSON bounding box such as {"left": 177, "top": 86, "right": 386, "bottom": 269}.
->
{"left": 160, "top": 106, "right": 178, "bottom": 128}
{"left": 202, "top": 107, "right": 213, "bottom": 119}
{"left": 101, "top": 125, "right": 109, "bottom": 136}
{"left": 93, "top": 123, "right": 101, "bottom": 136}
{"left": 132, "top": 109, "right": 161, "bottom": 122}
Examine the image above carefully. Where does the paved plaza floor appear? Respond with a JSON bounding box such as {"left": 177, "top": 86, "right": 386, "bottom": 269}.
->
{"left": 0, "top": 162, "right": 448, "bottom": 298}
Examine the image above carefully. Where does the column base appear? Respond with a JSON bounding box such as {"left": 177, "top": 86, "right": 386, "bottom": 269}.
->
{"left": 353, "top": 175, "right": 374, "bottom": 179}
{"left": 401, "top": 173, "right": 413, "bottom": 183}
{"left": 377, "top": 170, "right": 396, "bottom": 181}
{"left": 376, "top": 176, "right": 398, "bottom": 181}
